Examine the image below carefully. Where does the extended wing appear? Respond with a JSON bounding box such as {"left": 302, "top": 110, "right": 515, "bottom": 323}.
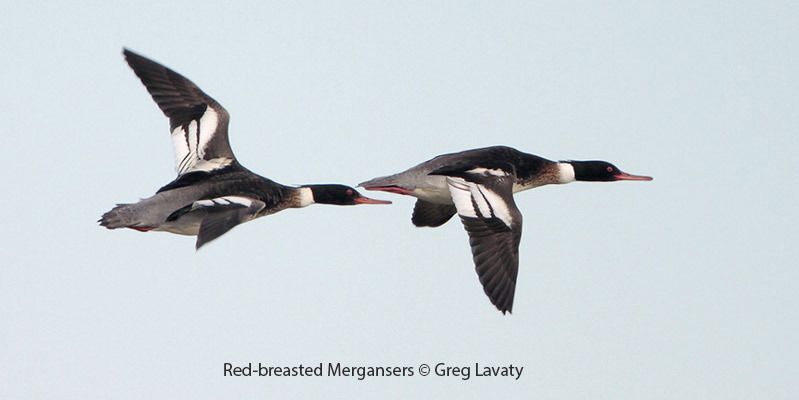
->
{"left": 124, "top": 49, "right": 236, "bottom": 175}
{"left": 432, "top": 164, "right": 523, "bottom": 314}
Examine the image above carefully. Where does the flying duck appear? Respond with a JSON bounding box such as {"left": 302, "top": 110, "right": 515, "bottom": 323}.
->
{"left": 359, "top": 146, "right": 652, "bottom": 313}
{"left": 100, "top": 49, "right": 390, "bottom": 249}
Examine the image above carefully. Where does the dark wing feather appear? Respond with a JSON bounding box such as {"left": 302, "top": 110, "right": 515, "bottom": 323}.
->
{"left": 123, "top": 49, "right": 235, "bottom": 173}
{"left": 411, "top": 200, "right": 457, "bottom": 227}
{"left": 190, "top": 198, "right": 266, "bottom": 249}
{"left": 433, "top": 164, "right": 523, "bottom": 314}
{"left": 196, "top": 208, "right": 249, "bottom": 249}
{"left": 460, "top": 216, "right": 522, "bottom": 314}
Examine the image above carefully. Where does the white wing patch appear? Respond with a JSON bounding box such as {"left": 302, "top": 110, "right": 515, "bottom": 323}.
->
{"left": 445, "top": 177, "right": 514, "bottom": 228}
{"left": 191, "top": 157, "right": 233, "bottom": 173}
{"left": 467, "top": 167, "right": 509, "bottom": 177}
{"left": 192, "top": 196, "right": 257, "bottom": 211}
{"left": 447, "top": 178, "right": 478, "bottom": 218}
{"left": 171, "top": 106, "right": 228, "bottom": 175}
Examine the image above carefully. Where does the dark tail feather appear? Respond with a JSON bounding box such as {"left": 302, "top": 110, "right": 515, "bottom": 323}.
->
{"left": 99, "top": 204, "right": 137, "bottom": 229}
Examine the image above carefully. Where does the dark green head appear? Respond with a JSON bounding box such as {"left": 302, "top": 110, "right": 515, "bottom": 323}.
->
{"left": 304, "top": 184, "right": 392, "bottom": 205}
{"left": 568, "top": 160, "right": 653, "bottom": 182}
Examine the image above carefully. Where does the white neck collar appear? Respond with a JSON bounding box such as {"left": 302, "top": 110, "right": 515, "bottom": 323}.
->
{"left": 557, "top": 162, "right": 576, "bottom": 184}
{"left": 297, "top": 187, "right": 315, "bottom": 207}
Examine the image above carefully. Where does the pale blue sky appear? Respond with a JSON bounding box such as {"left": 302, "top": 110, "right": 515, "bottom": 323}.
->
{"left": 2, "top": 1, "right": 797, "bottom": 398}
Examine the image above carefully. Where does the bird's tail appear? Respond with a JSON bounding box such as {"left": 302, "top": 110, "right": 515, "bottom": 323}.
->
{"left": 99, "top": 204, "right": 148, "bottom": 230}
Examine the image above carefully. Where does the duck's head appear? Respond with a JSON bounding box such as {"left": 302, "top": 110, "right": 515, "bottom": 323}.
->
{"left": 305, "top": 184, "right": 392, "bottom": 205}
{"left": 565, "top": 160, "right": 653, "bottom": 182}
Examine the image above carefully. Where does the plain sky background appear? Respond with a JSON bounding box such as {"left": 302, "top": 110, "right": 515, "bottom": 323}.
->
{"left": 2, "top": 1, "right": 797, "bottom": 398}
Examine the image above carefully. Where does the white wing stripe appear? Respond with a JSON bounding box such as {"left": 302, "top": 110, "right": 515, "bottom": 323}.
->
{"left": 479, "top": 186, "right": 513, "bottom": 228}
{"left": 170, "top": 107, "right": 222, "bottom": 175}
{"left": 467, "top": 167, "right": 510, "bottom": 177}
{"left": 193, "top": 196, "right": 255, "bottom": 210}
{"left": 446, "top": 177, "right": 514, "bottom": 229}
{"left": 171, "top": 123, "right": 191, "bottom": 174}
{"left": 197, "top": 106, "right": 218, "bottom": 159}
{"left": 447, "top": 177, "right": 478, "bottom": 218}
{"left": 471, "top": 186, "right": 493, "bottom": 218}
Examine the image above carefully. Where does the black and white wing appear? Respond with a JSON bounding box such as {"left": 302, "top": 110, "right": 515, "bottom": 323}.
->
{"left": 430, "top": 164, "right": 523, "bottom": 314}
{"left": 195, "top": 196, "right": 265, "bottom": 249}
{"left": 167, "top": 196, "right": 266, "bottom": 249}
{"left": 123, "top": 49, "right": 236, "bottom": 176}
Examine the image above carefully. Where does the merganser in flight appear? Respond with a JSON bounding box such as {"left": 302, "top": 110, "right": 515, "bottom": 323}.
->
{"left": 100, "top": 49, "right": 390, "bottom": 249}
{"left": 359, "top": 146, "right": 651, "bottom": 313}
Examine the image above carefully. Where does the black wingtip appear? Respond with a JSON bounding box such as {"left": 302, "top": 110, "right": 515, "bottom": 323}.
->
{"left": 122, "top": 47, "right": 138, "bottom": 59}
{"left": 122, "top": 48, "right": 150, "bottom": 67}
{"left": 195, "top": 234, "right": 211, "bottom": 251}
{"left": 122, "top": 48, "right": 144, "bottom": 70}
{"left": 495, "top": 296, "right": 514, "bottom": 315}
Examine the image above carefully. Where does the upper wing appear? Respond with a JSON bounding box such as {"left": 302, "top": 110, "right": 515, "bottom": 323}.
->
{"left": 123, "top": 49, "right": 236, "bottom": 176}
{"left": 432, "top": 164, "right": 523, "bottom": 314}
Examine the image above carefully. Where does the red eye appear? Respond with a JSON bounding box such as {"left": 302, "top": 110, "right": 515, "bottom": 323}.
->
{"left": 606, "top": 166, "right": 613, "bottom": 172}
{"left": 346, "top": 189, "right": 353, "bottom": 196}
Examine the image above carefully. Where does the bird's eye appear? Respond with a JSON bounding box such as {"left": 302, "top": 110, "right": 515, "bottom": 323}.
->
{"left": 345, "top": 189, "right": 353, "bottom": 196}
{"left": 606, "top": 166, "right": 613, "bottom": 172}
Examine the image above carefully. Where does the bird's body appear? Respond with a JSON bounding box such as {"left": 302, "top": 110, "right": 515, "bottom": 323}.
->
{"left": 100, "top": 49, "right": 388, "bottom": 249}
{"left": 102, "top": 163, "right": 297, "bottom": 235}
{"left": 360, "top": 146, "right": 652, "bottom": 313}
{"left": 360, "top": 146, "right": 565, "bottom": 202}
{"left": 359, "top": 146, "right": 571, "bottom": 227}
